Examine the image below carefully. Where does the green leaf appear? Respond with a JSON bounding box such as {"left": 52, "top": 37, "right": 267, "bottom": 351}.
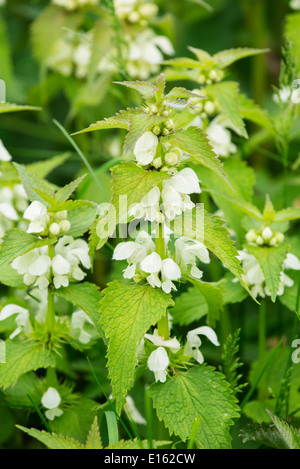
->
{"left": 164, "top": 128, "right": 229, "bottom": 184}
{"left": 107, "top": 439, "right": 170, "bottom": 449}
{"left": 123, "top": 112, "right": 157, "bottom": 156}
{"left": 0, "top": 229, "right": 57, "bottom": 269}
{"left": 188, "top": 279, "right": 225, "bottom": 326}
{"left": 56, "top": 282, "right": 104, "bottom": 340}
{"left": 51, "top": 399, "right": 100, "bottom": 443}
{"left": 206, "top": 81, "right": 248, "bottom": 138}
{"left": 219, "top": 329, "right": 246, "bottom": 396}
{"left": 0, "top": 264, "right": 26, "bottom": 289}
{"left": 149, "top": 366, "right": 239, "bottom": 449}
{"left": 115, "top": 80, "right": 156, "bottom": 100}
{"left": 286, "top": 13, "right": 300, "bottom": 67}
{"left": 173, "top": 208, "right": 253, "bottom": 298}
{"left": 274, "top": 208, "right": 300, "bottom": 223}
{"left": 213, "top": 48, "right": 269, "bottom": 68}
{"left": 99, "top": 280, "right": 174, "bottom": 413}
{"left": 14, "top": 163, "right": 55, "bottom": 203}
{"left": 170, "top": 287, "right": 208, "bottom": 326}
{"left": 267, "top": 410, "right": 300, "bottom": 449}
{"left": 72, "top": 110, "right": 130, "bottom": 136}
{"left": 0, "top": 103, "right": 41, "bottom": 114}
{"left": 279, "top": 271, "right": 300, "bottom": 315}
{"left": 222, "top": 274, "right": 248, "bottom": 305}
{"left": 16, "top": 426, "right": 84, "bottom": 449}
{"left": 0, "top": 340, "right": 56, "bottom": 390}
{"left": 0, "top": 14, "right": 12, "bottom": 85}
{"left": 246, "top": 244, "right": 290, "bottom": 302}
{"left": 85, "top": 417, "right": 103, "bottom": 449}
{"left": 27, "top": 153, "right": 71, "bottom": 179}
{"left": 55, "top": 174, "right": 87, "bottom": 203}
{"left": 239, "top": 94, "right": 273, "bottom": 132}
{"left": 63, "top": 201, "right": 97, "bottom": 237}
{"left": 111, "top": 162, "right": 168, "bottom": 223}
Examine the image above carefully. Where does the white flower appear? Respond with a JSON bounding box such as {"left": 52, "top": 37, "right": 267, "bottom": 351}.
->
{"left": 175, "top": 236, "right": 210, "bottom": 278}
{"left": 0, "top": 304, "right": 31, "bottom": 339}
{"left": 129, "top": 186, "right": 162, "bottom": 223}
{"left": 161, "top": 168, "right": 200, "bottom": 220}
{"left": 46, "top": 38, "right": 74, "bottom": 76}
{"left": 147, "top": 346, "right": 169, "bottom": 382}
{"left": 238, "top": 249, "right": 300, "bottom": 298}
{"left": 52, "top": 0, "right": 97, "bottom": 10}
{"left": 73, "top": 42, "right": 92, "bottom": 79}
{"left": 114, "top": 0, "right": 138, "bottom": 18}
{"left": 290, "top": 0, "right": 300, "bottom": 10}
{"left": 184, "top": 326, "right": 220, "bottom": 364}
{"left": 0, "top": 140, "right": 12, "bottom": 161}
{"left": 113, "top": 231, "right": 155, "bottom": 279}
{"left": 70, "top": 309, "right": 94, "bottom": 344}
{"left": 12, "top": 248, "right": 51, "bottom": 290}
{"left": 24, "top": 201, "right": 49, "bottom": 234}
{"left": 133, "top": 131, "right": 159, "bottom": 165}
{"left": 144, "top": 329, "right": 180, "bottom": 353}
{"left": 206, "top": 121, "right": 237, "bottom": 158}
{"left": 125, "top": 30, "right": 174, "bottom": 80}
{"left": 41, "top": 387, "right": 63, "bottom": 421}
{"left": 140, "top": 253, "right": 181, "bottom": 293}
{"left": 124, "top": 396, "right": 146, "bottom": 425}
{"left": 273, "top": 86, "right": 292, "bottom": 104}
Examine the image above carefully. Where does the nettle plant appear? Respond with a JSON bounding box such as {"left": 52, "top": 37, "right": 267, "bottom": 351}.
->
{"left": 0, "top": 65, "right": 300, "bottom": 448}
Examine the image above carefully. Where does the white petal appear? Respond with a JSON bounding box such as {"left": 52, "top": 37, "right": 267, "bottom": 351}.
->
{"left": 41, "top": 387, "right": 61, "bottom": 410}
{"left": 284, "top": 253, "right": 300, "bottom": 270}
{"left": 24, "top": 201, "right": 47, "bottom": 222}
{"left": 189, "top": 326, "right": 220, "bottom": 346}
{"left": 0, "top": 304, "right": 28, "bottom": 321}
{"left": 161, "top": 258, "right": 181, "bottom": 281}
{"left": 52, "top": 254, "right": 71, "bottom": 275}
{"left": 140, "top": 252, "right": 162, "bottom": 273}
{"left": 0, "top": 140, "right": 12, "bottom": 161}
{"left": 28, "top": 255, "right": 51, "bottom": 276}
{"left": 0, "top": 202, "right": 18, "bottom": 220}
{"left": 147, "top": 347, "right": 169, "bottom": 373}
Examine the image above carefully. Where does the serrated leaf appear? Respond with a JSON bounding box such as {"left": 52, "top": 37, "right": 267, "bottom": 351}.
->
{"left": 188, "top": 279, "right": 224, "bottom": 326}
{"left": 115, "top": 80, "right": 156, "bottom": 100}
{"left": 173, "top": 208, "right": 253, "bottom": 298}
{"left": 286, "top": 13, "right": 300, "bottom": 67}
{"left": 206, "top": 82, "right": 248, "bottom": 138}
{"left": 163, "top": 128, "right": 229, "bottom": 184}
{"left": 14, "top": 163, "right": 54, "bottom": 203}
{"left": 85, "top": 417, "right": 102, "bottom": 449}
{"left": 149, "top": 366, "right": 239, "bottom": 449}
{"left": 111, "top": 162, "right": 168, "bottom": 223}
{"left": 239, "top": 94, "right": 273, "bottom": 132}
{"left": 62, "top": 201, "right": 97, "bottom": 237}
{"left": 55, "top": 174, "right": 87, "bottom": 203}
{"left": 279, "top": 270, "right": 300, "bottom": 315}
{"left": 0, "top": 229, "right": 57, "bottom": 269}
{"left": 246, "top": 244, "right": 290, "bottom": 302}
{"left": 27, "top": 153, "right": 71, "bottom": 179}
{"left": 16, "top": 426, "right": 84, "bottom": 449}
{"left": 267, "top": 410, "right": 300, "bottom": 449}
{"left": 99, "top": 280, "right": 174, "bottom": 413}
{"left": 0, "top": 340, "right": 56, "bottom": 390}
{"left": 107, "top": 439, "right": 170, "bottom": 449}
{"left": 72, "top": 110, "right": 130, "bottom": 136}
{"left": 170, "top": 287, "right": 208, "bottom": 326}
{"left": 213, "top": 48, "right": 269, "bottom": 68}
{"left": 123, "top": 112, "right": 155, "bottom": 156}
{"left": 274, "top": 208, "right": 300, "bottom": 223}
{"left": 56, "top": 282, "right": 104, "bottom": 340}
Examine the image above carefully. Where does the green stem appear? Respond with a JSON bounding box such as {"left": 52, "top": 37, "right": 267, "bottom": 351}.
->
{"left": 46, "top": 244, "right": 55, "bottom": 336}
{"left": 258, "top": 300, "right": 267, "bottom": 399}
{"left": 156, "top": 223, "right": 169, "bottom": 339}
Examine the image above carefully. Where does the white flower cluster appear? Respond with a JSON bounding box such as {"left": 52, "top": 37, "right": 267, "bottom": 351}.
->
{"left": 129, "top": 169, "right": 200, "bottom": 224}
{"left": 24, "top": 200, "right": 71, "bottom": 236}
{"left": 143, "top": 326, "right": 219, "bottom": 382}
{"left": 114, "top": 0, "right": 158, "bottom": 24}
{"left": 245, "top": 227, "right": 284, "bottom": 247}
{"left": 12, "top": 236, "right": 91, "bottom": 290}
{"left": 0, "top": 293, "right": 94, "bottom": 344}
{"left": 52, "top": 0, "right": 98, "bottom": 10}
{"left": 0, "top": 141, "right": 29, "bottom": 239}
{"left": 113, "top": 231, "right": 210, "bottom": 293}
{"left": 238, "top": 250, "right": 300, "bottom": 298}
{"left": 206, "top": 119, "right": 237, "bottom": 158}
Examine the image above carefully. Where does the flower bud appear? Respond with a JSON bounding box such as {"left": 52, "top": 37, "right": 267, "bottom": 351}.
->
{"left": 128, "top": 11, "right": 140, "bottom": 23}
{"left": 55, "top": 210, "right": 68, "bottom": 222}
{"left": 165, "top": 152, "right": 178, "bottom": 166}
{"left": 59, "top": 220, "right": 71, "bottom": 233}
{"left": 161, "top": 166, "right": 169, "bottom": 172}
{"left": 49, "top": 223, "right": 61, "bottom": 236}
{"left": 162, "top": 110, "right": 171, "bottom": 117}
{"left": 204, "top": 101, "right": 215, "bottom": 114}
{"left": 256, "top": 236, "right": 264, "bottom": 246}
{"left": 152, "top": 125, "right": 161, "bottom": 136}
{"left": 162, "top": 128, "right": 169, "bottom": 136}
{"left": 269, "top": 238, "right": 277, "bottom": 246}
{"left": 152, "top": 157, "right": 162, "bottom": 169}
{"left": 165, "top": 119, "right": 174, "bottom": 130}
{"left": 209, "top": 70, "right": 218, "bottom": 81}
{"left": 198, "top": 74, "right": 206, "bottom": 84}
{"left": 246, "top": 229, "right": 257, "bottom": 243}
{"left": 275, "top": 232, "right": 284, "bottom": 243}
{"left": 150, "top": 105, "right": 158, "bottom": 114}
{"left": 139, "top": 3, "right": 158, "bottom": 18}
{"left": 262, "top": 227, "right": 273, "bottom": 241}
